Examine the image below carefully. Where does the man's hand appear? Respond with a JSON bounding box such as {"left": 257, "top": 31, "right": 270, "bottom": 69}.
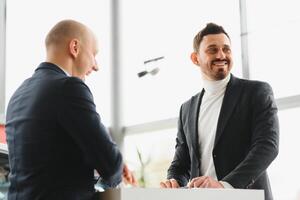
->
{"left": 187, "top": 176, "right": 224, "bottom": 188}
{"left": 160, "top": 179, "right": 180, "bottom": 188}
{"left": 122, "top": 164, "right": 138, "bottom": 186}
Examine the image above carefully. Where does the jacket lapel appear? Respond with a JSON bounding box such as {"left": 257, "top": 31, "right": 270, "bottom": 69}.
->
{"left": 189, "top": 89, "right": 205, "bottom": 159}
{"left": 214, "top": 75, "right": 243, "bottom": 147}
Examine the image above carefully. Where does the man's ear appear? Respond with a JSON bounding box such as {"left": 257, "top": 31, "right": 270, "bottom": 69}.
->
{"left": 69, "top": 39, "right": 80, "bottom": 58}
{"left": 190, "top": 52, "right": 200, "bottom": 66}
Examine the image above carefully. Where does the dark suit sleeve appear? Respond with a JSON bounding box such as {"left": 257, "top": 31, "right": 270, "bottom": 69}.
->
{"left": 167, "top": 105, "right": 191, "bottom": 186}
{"left": 222, "top": 82, "right": 279, "bottom": 188}
{"left": 58, "top": 77, "right": 123, "bottom": 187}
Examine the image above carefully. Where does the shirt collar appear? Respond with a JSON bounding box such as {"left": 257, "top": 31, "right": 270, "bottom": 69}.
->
{"left": 202, "top": 74, "right": 231, "bottom": 95}
{"left": 57, "top": 65, "right": 71, "bottom": 77}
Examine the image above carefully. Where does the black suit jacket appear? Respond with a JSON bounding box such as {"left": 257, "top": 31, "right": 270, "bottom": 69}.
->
{"left": 167, "top": 74, "right": 279, "bottom": 200}
{"left": 5, "top": 62, "right": 123, "bottom": 200}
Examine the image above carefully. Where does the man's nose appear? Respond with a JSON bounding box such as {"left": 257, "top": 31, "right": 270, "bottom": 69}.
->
{"left": 93, "top": 60, "right": 99, "bottom": 71}
{"left": 216, "top": 49, "right": 226, "bottom": 59}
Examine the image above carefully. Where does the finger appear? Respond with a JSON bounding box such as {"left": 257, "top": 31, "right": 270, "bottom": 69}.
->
{"left": 187, "top": 181, "right": 191, "bottom": 188}
{"left": 193, "top": 176, "right": 208, "bottom": 188}
{"left": 131, "top": 174, "right": 138, "bottom": 186}
{"left": 122, "top": 172, "right": 130, "bottom": 181}
{"left": 199, "top": 178, "right": 209, "bottom": 188}
{"left": 165, "top": 180, "right": 172, "bottom": 188}
{"left": 170, "top": 179, "right": 180, "bottom": 188}
{"left": 122, "top": 177, "right": 129, "bottom": 185}
{"left": 125, "top": 174, "right": 132, "bottom": 184}
{"left": 160, "top": 182, "right": 167, "bottom": 188}
{"left": 122, "top": 167, "right": 135, "bottom": 185}
{"left": 122, "top": 172, "right": 130, "bottom": 182}
{"left": 188, "top": 177, "right": 199, "bottom": 188}
{"left": 123, "top": 164, "right": 129, "bottom": 173}
{"left": 129, "top": 173, "right": 137, "bottom": 185}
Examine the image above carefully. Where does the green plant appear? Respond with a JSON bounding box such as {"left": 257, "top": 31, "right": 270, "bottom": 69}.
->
{"left": 136, "top": 148, "right": 150, "bottom": 187}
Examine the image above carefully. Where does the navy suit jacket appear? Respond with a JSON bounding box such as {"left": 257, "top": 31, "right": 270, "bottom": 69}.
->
{"left": 167, "top": 74, "right": 279, "bottom": 200}
{"left": 5, "top": 62, "right": 123, "bottom": 200}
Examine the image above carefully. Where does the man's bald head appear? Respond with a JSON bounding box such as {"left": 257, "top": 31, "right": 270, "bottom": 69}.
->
{"left": 45, "top": 19, "right": 91, "bottom": 49}
{"left": 45, "top": 20, "right": 99, "bottom": 80}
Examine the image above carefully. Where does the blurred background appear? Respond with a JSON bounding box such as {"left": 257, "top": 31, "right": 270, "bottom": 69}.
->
{"left": 0, "top": 0, "right": 300, "bottom": 199}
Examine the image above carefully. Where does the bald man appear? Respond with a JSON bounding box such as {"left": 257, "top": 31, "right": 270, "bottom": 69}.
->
{"left": 5, "top": 20, "right": 133, "bottom": 200}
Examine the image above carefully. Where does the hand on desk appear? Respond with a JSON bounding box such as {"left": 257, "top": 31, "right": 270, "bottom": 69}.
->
{"left": 187, "top": 176, "right": 224, "bottom": 188}
{"left": 122, "top": 164, "right": 138, "bottom": 186}
{"left": 160, "top": 179, "right": 180, "bottom": 188}
{"left": 160, "top": 176, "right": 224, "bottom": 189}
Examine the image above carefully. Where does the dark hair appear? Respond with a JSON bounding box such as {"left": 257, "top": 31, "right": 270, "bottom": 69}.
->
{"left": 193, "top": 23, "right": 230, "bottom": 52}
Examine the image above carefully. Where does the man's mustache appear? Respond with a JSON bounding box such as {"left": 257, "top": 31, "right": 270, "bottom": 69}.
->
{"left": 211, "top": 59, "right": 230, "bottom": 64}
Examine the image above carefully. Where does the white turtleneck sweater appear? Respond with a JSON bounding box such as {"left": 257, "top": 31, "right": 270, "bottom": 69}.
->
{"left": 198, "top": 74, "right": 233, "bottom": 188}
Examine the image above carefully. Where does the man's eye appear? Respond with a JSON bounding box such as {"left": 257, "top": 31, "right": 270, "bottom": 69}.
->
{"left": 207, "top": 48, "right": 217, "bottom": 54}
{"left": 223, "top": 48, "right": 231, "bottom": 53}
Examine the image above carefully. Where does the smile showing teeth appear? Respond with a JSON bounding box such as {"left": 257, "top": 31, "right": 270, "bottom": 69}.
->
{"left": 213, "top": 61, "right": 227, "bottom": 66}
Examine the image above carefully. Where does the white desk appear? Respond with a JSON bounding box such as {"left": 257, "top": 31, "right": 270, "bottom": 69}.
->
{"left": 98, "top": 188, "right": 264, "bottom": 200}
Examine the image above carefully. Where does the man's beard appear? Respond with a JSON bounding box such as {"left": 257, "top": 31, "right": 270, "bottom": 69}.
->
{"left": 211, "top": 59, "right": 230, "bottom": 80}
{"left": 214, "top": 68, "right": 228, "bottom": 80}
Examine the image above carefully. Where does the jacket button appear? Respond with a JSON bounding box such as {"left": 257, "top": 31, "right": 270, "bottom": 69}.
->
{"left": 213, "top": 154, "right": 217, "bottom": 158}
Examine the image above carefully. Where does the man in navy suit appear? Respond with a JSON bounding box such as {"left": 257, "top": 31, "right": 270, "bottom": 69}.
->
{"left": 160, "top": 23, "right": 279, "bottom": 200}
{"left": 5, "top": 20, "right": 135, "bottom": 200}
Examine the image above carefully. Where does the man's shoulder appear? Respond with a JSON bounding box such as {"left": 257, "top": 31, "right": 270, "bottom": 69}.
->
{"left": 180, "top": 91, "right": 202, "bottom": 114}
{"left": 234, "top": 76, "right": 271, "bottom": 89}
{"left": 231, "top": 76, "right": 275, "bottom": 106}
{"left": 62, "top": 77, "right": 90, "bottom": 92}
{"left": 60, "top": 77, "right": 94, "bottom": 102}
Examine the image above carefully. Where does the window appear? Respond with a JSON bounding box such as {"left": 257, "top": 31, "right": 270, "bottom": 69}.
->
{"left": 246, "top": 0, "right": 300, "bottom": 98}
{"left": 121, "top": 0, "right": 242, "bottom": 126}
{"left": 6, "top": 0, "right": 112, "bottom": 125}
{"left": 124, "top": 129, "right": 176, "bottom": 187}
{"left": 268, "top": 107, "right": 300, "bottom": 200}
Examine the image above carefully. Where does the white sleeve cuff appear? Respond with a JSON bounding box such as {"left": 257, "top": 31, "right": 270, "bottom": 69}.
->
{"left": 219, "top": 181, "right": 234, "bottom": 189}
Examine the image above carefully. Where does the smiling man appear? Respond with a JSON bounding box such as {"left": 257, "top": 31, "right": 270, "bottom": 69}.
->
{"left": 160, "top": 23, "right": 279, "bottom": 200}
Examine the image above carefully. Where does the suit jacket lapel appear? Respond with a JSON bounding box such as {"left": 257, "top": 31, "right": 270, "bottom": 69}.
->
{"left": 189, "top": 89, "right": 205, "bottom": 159}
{"left": 214, "top": 74, "right": 243, "bottom": 147}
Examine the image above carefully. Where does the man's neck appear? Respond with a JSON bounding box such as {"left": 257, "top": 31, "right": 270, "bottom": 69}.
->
{"left": 46, "top": 56, "right": 72, "bottom": 76}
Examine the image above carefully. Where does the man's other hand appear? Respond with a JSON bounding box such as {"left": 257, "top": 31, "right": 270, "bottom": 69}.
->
{"left": 160, "top": 179, "right": 180, "bottom": 188}
{"left": 122, "top": 164, "right": 138, "bottom": 186}
{"left": 187, "top": 176, "right": 224, "bottom": 188}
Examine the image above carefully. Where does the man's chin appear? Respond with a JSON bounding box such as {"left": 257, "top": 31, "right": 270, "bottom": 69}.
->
{"left": 214, "top": 70, "right": 229, "bottom": 80}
